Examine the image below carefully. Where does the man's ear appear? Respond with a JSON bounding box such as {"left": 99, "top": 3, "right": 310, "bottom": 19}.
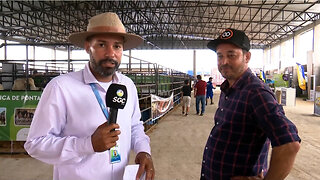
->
{"left": 245, "top": 51, "right": 251, "bottom": 63}
{"left": 84, "top": 41, "right": 90, "bottom": 53}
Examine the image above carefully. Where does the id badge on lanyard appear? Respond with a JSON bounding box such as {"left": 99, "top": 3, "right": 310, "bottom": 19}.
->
{"left": 90, "top": 83, "right": 121, "bottom": 164}
{"left": 110, "top": 144, "right": 121, "bottom": 163}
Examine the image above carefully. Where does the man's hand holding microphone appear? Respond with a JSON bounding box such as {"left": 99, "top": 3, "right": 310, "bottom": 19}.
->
{"left": 91, "top": 83, "right": 126, "bottom": 152}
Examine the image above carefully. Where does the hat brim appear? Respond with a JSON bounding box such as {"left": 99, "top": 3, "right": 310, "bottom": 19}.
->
{"left": 207, "top": 39, "right": 247, "bottom": 52}
{"left": 68, "top": 32, "right": 143, "bottom": 50}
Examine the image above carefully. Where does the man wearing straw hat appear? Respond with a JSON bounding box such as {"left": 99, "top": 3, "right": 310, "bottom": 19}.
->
{"left": 25, "top": 12, "right": 155, "bottom": 180}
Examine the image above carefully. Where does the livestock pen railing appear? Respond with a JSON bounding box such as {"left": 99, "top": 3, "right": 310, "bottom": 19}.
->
{"left": 120, "top": 55, "right": 192, "bottom": 131}
{"left": 0, "top": 43, "right": 194, "bottom": 140}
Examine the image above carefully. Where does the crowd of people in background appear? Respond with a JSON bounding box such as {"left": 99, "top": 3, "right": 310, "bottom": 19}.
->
{"left": 182, "top": 75, "right": 216, "bottom": 116}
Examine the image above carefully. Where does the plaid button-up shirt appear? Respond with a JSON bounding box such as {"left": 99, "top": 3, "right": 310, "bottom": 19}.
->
{"left": 201, "top": 68, "right": 301, "bottom": 180}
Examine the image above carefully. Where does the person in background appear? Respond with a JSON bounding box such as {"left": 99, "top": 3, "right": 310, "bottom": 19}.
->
{"left": 201, "top": 28, "right": 300, "bottom": 180}
{"left": 181, "top": 79, "right": 192, "bottom": 116}
{"left": 24, "top": 12, "right": 154, "bottom": 180}
{"left": 206, "top": 77, "right": 215, "bottom": 105}
{"left": 194, "top": 75, "right": 207, "bottom": 116}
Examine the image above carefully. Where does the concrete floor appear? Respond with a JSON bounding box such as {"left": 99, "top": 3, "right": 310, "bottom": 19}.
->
{"left": 0, "top": 89, "right": 319, "bottom": 180}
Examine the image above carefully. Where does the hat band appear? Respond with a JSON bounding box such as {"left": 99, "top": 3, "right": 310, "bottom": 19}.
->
{"left": 87, "top": 26, "right": 126, "bottom": 33}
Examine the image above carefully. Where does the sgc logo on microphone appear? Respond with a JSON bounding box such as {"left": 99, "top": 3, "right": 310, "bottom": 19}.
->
{"left": 113, "top": 89, "right": 126, "bottom": 105}
{"left": 106, "top": 84, "right": 128, "bottom": 109}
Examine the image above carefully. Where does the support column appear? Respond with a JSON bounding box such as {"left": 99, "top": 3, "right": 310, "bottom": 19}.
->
{"left": 67, "top": 45, "right": 71, "bottom": 72}
{"left": 293, "top": 33, "right": 301, "bottom": 89}
{"left": 32, "top": 46, "right": 35, "bottom": 69}
{"left": 193, "top": 50, "right": 196, "bottom": 78}
{"left": 53, "top": 47, "right": 57, "bottom": 72}
{"left": 307, "top": 50, "right": 314, "bottom": 100}
{"left": 26, "top": 45, "right": 29, "bottom": 89}
{"left": 129, "top": 50, "right": 132, "bottom": 72}
{"left": 4, "top": 39, "right": 7, "bottom": 60}
{"left": 314, "top": 23, "right": 320, "bottom": 87}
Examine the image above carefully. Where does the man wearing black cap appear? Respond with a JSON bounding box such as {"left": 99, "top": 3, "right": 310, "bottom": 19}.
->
{"left": 200, "top": 28, "right": 301, "bottom": 180}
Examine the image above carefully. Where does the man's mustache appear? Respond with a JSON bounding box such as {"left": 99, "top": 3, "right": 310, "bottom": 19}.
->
{"left": 220, "top": 64, "right": 231, "bottom": 69}
{"left": 99, "top": 58, "right": 119, "bottom": 66}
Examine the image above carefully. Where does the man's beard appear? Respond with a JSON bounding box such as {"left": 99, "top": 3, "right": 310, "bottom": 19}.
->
{"left": 90, "top": 56, "right": 120, "bottom": 77}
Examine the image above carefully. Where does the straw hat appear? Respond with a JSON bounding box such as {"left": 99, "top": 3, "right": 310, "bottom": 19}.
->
{"left": 68, "top": 12, "right": 143, "bottom": 50}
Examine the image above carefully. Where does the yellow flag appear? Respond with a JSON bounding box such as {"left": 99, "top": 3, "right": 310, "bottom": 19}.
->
{"left": 296, "top": 63, "right": 306, "bottom": 90}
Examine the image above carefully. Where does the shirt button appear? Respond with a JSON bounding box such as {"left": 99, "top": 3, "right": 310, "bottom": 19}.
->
{"left": 216, "top": 122, "right": 219, "bottom": 125}
{"left": 221, "top": 108, "right": 224, "bottom": 112}
{"left": 202, "top": 173, "right": 204, "bottom": 176}
{"left": 205, "top": 146, "right": 208, "bottom": 150}
{"left": 203, "top": 160, "right": 205, "bottom": 163}
{"left": 225, "top": 96, "right": 228, "bottom": 100}
{"left": 210, "top": 134, "right": 212, "bottom": 138}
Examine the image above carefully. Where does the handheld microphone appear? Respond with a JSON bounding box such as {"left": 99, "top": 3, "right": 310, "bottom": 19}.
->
{"left": 106, "top": 83, "right": 128, "bottom": 130}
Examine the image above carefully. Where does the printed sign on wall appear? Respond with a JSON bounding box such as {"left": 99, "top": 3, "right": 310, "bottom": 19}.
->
{"left": 0, "top": 91, "right": 41, "bottom": 141}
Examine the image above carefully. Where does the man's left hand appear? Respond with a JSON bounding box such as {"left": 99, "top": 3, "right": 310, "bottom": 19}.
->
{"left": 135, "top": 152, "right": 155, "bottom": 180}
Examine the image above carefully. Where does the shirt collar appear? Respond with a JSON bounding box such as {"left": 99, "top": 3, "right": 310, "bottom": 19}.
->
{"left": 83, "top": 62, "right": 121, "bottom": 85}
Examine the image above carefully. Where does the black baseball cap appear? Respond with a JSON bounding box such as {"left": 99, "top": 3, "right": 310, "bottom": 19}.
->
{"left": 207, "top": 28, "right": 250, "bottom": 52}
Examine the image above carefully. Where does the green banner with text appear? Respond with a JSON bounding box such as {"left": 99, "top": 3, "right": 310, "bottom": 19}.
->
{"left": 0, "top": 91, "right": 42, "bottom": 141}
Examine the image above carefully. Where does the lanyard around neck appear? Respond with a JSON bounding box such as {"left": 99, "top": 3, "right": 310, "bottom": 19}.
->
{"left": 90, "top": 83, "right": 109, "bottom": 120}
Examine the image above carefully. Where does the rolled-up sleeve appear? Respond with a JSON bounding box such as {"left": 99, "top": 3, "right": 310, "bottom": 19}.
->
{"left": 251, "top": 88, "right": 301, "bottom": 147}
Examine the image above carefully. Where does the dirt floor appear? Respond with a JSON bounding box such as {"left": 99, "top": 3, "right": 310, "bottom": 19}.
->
{"left": 0, "top": 89, "right": 319, "bottom": 180}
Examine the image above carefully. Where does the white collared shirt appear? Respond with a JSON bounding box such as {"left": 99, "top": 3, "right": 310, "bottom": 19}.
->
{"left": 24, "top": 63, "right": 151, "bottom": 180}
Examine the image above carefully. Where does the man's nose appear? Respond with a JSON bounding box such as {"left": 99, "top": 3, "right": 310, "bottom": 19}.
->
{"left": 104, "top": 45, "right": 115, "bottom": 58}
{"left": 219, "top": 57, "right": 228, "bottom": 65}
